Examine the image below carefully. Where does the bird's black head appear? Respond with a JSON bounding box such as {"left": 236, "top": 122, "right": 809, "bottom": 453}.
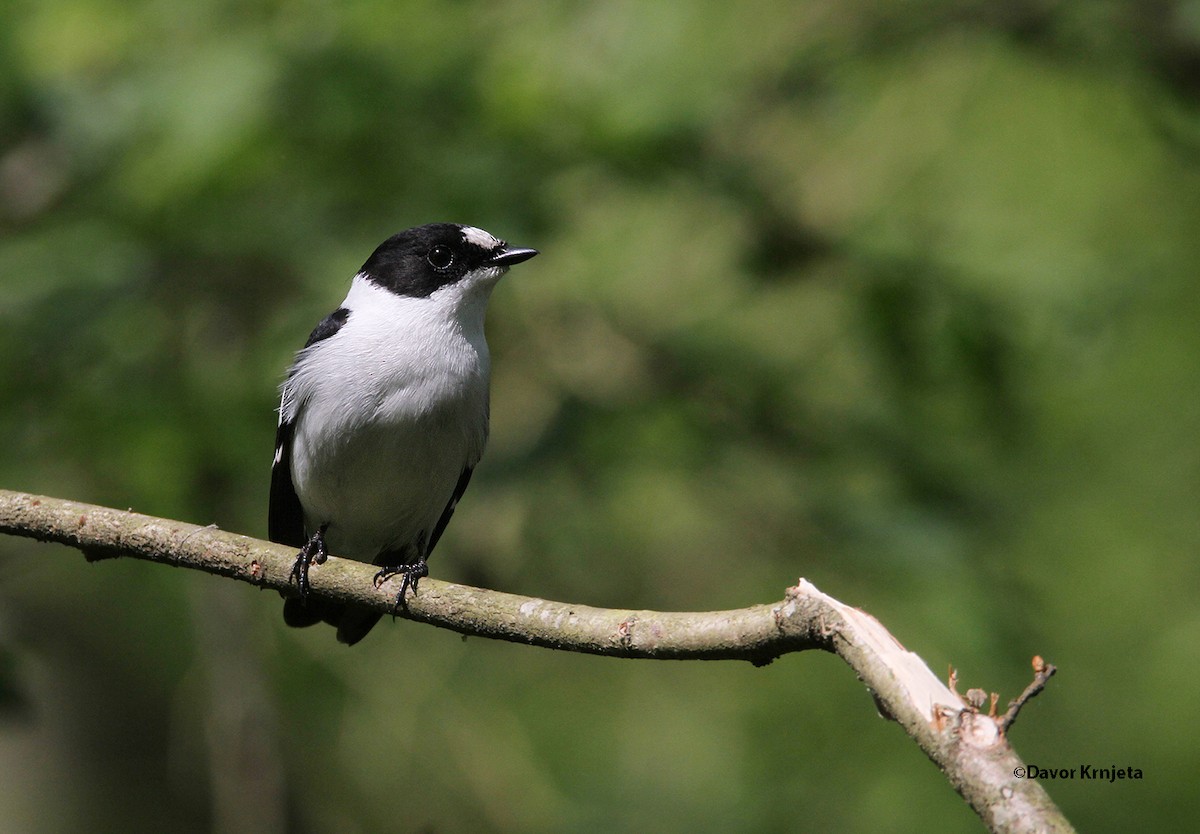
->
{"left": 359, "top": 223, "right": 538, "bottom": 298}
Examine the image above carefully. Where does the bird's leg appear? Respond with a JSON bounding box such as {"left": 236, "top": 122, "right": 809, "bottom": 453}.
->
{"left": 289, "top": 523, "right": 329, "bottom": 601}
{"left": 372, "top": 542, "right": 429, "bottom": 613}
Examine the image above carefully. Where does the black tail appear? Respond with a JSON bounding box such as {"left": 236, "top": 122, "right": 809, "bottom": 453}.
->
{"left": 282, "top": 598, "right": 381, "bottom": 646}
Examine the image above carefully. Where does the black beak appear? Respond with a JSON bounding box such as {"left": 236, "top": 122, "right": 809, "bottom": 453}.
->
{"left": 490, "top": 246, "right": 539, "bottom": 266}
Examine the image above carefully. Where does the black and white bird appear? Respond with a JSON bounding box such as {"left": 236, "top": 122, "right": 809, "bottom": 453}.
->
{"left": 269, "top": 223, "right": 538, "bottom": 645}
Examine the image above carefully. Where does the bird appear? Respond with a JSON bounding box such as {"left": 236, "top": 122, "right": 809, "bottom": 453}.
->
{"left": 268, "top": 223, "right": 538, "bottom": 644}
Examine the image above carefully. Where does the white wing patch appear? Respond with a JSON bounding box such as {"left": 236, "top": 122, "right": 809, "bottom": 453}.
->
{"left": 461, "top": 226, "right": 501, "bottom": 250}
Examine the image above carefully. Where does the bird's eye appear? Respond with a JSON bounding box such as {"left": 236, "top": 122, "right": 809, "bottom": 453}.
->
{"left": 427, "top": 245, "right": 454, "bottom": 270}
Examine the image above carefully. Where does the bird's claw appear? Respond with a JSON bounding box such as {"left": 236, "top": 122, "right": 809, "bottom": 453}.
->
{"left": 289, "top": 523, "right": 329, "bottom": 601}
{"left": 372, "top": 558, "right": 429, "bottom": 613}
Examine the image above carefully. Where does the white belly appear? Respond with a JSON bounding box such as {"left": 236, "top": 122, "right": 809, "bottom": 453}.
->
{"left": 293, "top": 399, "right": 483, "bottom": 559}
{"left": 284, "top": 277, "right": 491, "bottom": 561}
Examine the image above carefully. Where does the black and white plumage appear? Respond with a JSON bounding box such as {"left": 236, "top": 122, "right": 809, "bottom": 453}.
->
{"left": 269, "top": 223, "right": 538, "bottom": 645}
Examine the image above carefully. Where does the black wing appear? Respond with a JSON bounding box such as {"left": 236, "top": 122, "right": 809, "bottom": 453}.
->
{"left": 303, "top": 306, "right": 350, "bottom": 348}
{"left": 428, "top": 465, "right": 475, "bottom": 555}
{"left": 268, "top": 307, "right": 351, "bottom": 547}
{"left": 268, "top": 416, "right": 305, "bottom": 546}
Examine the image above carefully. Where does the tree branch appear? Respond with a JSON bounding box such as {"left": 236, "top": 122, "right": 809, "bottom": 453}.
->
{"left": 0, "top": 489, "right": 1073, "bottom": 833}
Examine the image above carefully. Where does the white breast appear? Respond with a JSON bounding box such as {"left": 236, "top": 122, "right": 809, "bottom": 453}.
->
{"left": 284, "top": 276, "right": 491, "bottom": 560}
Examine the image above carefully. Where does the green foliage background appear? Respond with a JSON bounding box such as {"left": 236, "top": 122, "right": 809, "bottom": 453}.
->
{"left": 1, "top": 2, "right": 1198, "bottom": 831}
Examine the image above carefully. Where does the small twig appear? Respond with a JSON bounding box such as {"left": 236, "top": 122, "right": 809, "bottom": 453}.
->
{"left": 1000, "top": 655, "right": 1057, "bottom": 733}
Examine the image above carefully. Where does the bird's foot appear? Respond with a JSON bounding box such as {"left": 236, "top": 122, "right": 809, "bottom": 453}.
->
{"left": 372, "top": 557, "right": 429, "bottom": 613}
{"left": 289, "top": 523, "right": 329, "bottom": 601}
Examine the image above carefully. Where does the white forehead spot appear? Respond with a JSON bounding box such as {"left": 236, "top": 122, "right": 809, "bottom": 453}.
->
{"left": 461, "top": 226, "right": 501, "bottom": 250}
